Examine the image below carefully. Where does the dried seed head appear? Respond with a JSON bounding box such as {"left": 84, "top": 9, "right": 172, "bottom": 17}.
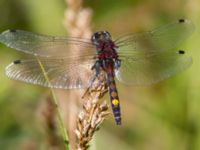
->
{"left": 76, "top": 98, "right": 110, "bottom": 149}
{"left": 65, "top": 2, "right": 109, "bottom": 148}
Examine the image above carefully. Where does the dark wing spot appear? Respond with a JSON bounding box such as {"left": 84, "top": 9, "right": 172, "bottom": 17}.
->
{"left": 178, "top": 50, "right": 185, "bottom": 54}
{"left": 179, "top": 19, "right": 185, "bottom": 23}
{"left": 9, "top": 29, "right": 17, "bottom": 32}
{"left": 13, "top": 60, "right": 21, "bottom": 64}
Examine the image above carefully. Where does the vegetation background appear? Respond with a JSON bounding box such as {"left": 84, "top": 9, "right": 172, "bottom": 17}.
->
{"left": 0, "top": 0, "right": 200, "bottom": 150}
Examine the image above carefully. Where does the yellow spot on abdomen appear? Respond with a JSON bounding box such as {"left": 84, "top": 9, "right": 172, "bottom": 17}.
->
{"left": 112, "top": 99, "right": 119, "bottom": 106}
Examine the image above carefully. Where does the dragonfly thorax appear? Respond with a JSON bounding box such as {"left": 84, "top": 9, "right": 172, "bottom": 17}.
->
{"left": 91, "top": 31, "right": 118, "bottom": 58}
{"left": 91, "top": 31, "right": 120, "bottom": 72}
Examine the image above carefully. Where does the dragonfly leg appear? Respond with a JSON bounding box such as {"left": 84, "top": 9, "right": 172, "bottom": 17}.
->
{"left": 82, "top": 61, "right": 105, "bottom": 99}
{"left": 81, "top": 75, "right": 97, "bottom": 99}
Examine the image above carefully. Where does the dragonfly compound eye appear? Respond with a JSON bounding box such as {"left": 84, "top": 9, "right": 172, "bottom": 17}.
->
{"left": 91, "top": 31, "right": 112, "bottom": 45}
{"left": 103, "top": 31, "right": 111, "bottom": 39}
{"left": 91, "top": 32, "right": 101, "bottom": 45}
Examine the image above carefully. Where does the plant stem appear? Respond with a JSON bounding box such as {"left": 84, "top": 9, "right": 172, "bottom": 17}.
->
{"left": 36, "top": 57, "right": 70, "bottom": 150}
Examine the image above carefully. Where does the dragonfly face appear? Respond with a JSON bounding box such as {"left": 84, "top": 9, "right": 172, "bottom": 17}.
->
{"left": 0, "top": 19, "right": 194, "bottom": 125}
{"left": 91, "top": 31, "right": 112, "bottom": 46}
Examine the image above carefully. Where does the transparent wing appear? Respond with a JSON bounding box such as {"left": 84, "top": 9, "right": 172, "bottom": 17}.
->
{"left": 116, "top": 50, "right": 192, "bottom": 85}
{"left": 5, "top": 57, "right": 96, "bottom": 89}
{"left": 115, "top": 19, "right": 194, "bottom": 85}
{"left": 0, "top": 29, "right": 96, "bottom": 57}
{"left": 115, "top": 19, "right": 194, "bottom": 55}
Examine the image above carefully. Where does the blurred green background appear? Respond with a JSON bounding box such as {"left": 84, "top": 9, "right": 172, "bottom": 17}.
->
{"left": 0, "top": 0, "right": 200, "bottom": 150}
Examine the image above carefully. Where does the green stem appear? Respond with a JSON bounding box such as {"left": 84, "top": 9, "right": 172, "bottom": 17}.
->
{"left": 36, "top": 57, "right": 70, "bottom": 150}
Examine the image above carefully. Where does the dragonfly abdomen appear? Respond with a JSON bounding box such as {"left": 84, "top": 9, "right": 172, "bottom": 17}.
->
{"left": 106, "top": 72, "right": 121, "bottom": 125}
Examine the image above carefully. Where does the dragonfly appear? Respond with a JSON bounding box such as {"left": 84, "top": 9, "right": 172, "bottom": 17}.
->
{"left": 0, "top": 19, "right": 194, "bottom": 125}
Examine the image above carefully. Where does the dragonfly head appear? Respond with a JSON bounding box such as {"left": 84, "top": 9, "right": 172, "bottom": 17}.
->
{"left": 91, "top": 31, "right": 112, "bottom": 45}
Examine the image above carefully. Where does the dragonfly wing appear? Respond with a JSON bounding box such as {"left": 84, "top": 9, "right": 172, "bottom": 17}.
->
{"left": 115, "top": 19, "right": 194, "bottom": 85}
{"left": 5, "top": 57, "right": 96, "bottom": 89}
{"left": 115, "top": 19, "right": 194, "bottom": 54}
{"left": 0, "top": 29, "right": 96, "bottom": 57}
{"left": 116, "top": 50, "right": 192, "bottom": 85}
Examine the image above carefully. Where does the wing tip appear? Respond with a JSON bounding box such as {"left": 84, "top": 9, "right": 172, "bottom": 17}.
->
{"left": 5, "top": 62, "right": 15, "bottom": 78}
{"left": 0, "top": 29, "right": 17, "bottom": 44}
{"left": 5, "top": 60, "right": 22, "bottom": 77}
{"left": 178, "top": 19, "right": 186, "bottom": 23}
{"left": 178, "top": 18, "right": 191, "bottom": 24}
{"left": 178, "top": 18, "right": 195, "bottom": 30}
{"left": 13, "top": 59, "right": 22, "bottom": 64}
{"left": 9, "top": 29, "right": 17, "bottom": 33}
{"left": 178, "top": 49, "right": 185, "bottom": 54}
{"left": 1, "top": 29, "right": 16, "bottom": 35}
